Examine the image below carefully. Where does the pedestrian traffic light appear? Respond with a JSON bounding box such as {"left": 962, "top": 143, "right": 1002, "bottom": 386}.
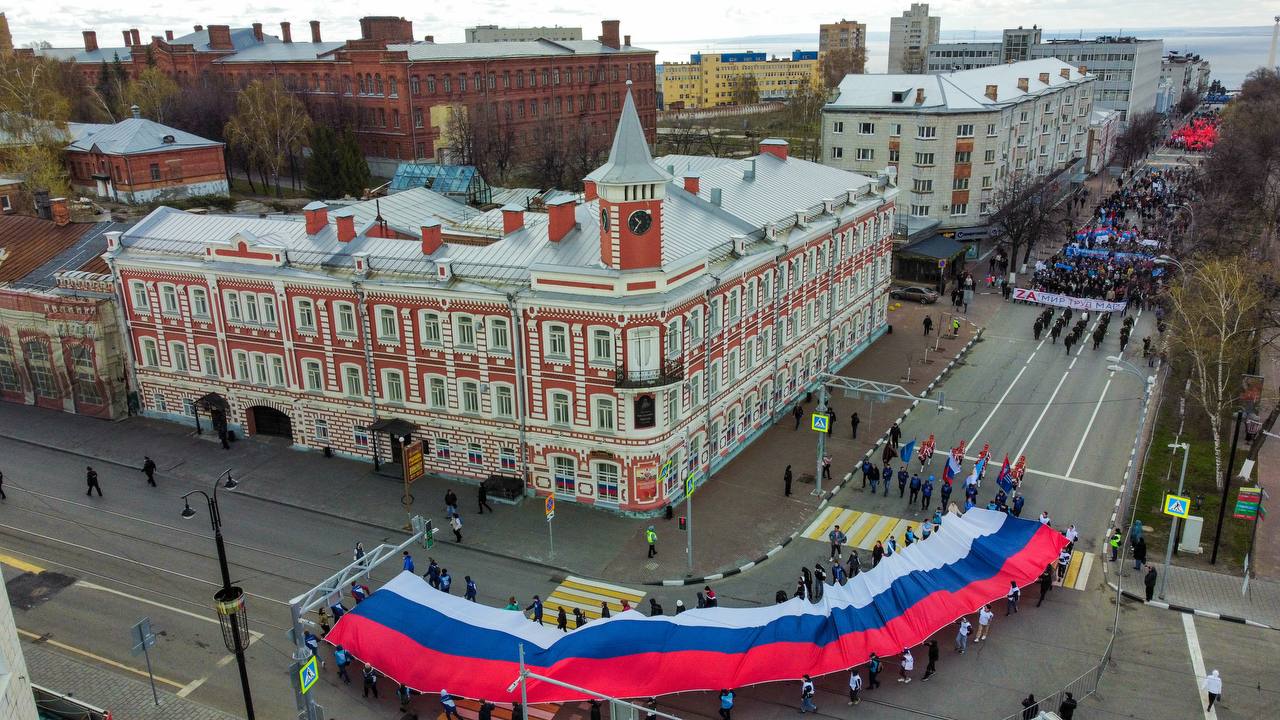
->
{"left": 679, "top": 516, "right": 687, "bottom": 531}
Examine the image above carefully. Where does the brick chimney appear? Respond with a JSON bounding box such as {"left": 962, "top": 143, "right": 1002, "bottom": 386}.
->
{"left": 583, "top": 180, "right": 597, "bottom": 202}
{"left": 547, "top": 197, "right": 576, "bottom": 242}
{"left": 759, "top": 138, "right": 789, "bottom": 160}
{"left": 194, "top": 25, "right": 204, "bottom": 32}
{"left": 624, "top": 34, "right": 631, "bottom": 47}
{"left": 310, "top": 20, "right": 321, "bottom": 43}
{"left": 1038, "top": 72, "right": 1050, "bottom": 85}
{"left": 280, "top": 22, "right": 292, "bottom": 43}
{"left": 302, "top": 201, "right": 329, "bottom": 234}
{"left": 501, "top": 204, "right": 524, "bottom": 234}
{"left": 165, "top": 30, "right": 174, "bottom": 41}
{"left": 1078, "top": 65, "right": 1088, "bottom": 76}
{"left": 1017, "top": 77, "right": 1029, "bottom": 92}
{"left": 599, "top": 20, "right": 620, "bottom": 49}
{"left": 421, "top": 219, "right": 442, "bottom": 254}
{"left": 915, "top": 87, "right": 925, "bottom": 104}
{"left": 50, "top": 198, "right": 70, "bottom": 227}
{"left": 1060, "top": 68, "right": 1070, "bottom": 79}
{"left": 83, "top": 31, "right": 98, "bottom": 52}
{"left": 424, "top": 35, "right": 434, "bottom": 43}
{"left": 252, "top": 23, "right": 264, "bottom": 42}
{"left": 207, "top": 25, "right": 233, "bottom": 50}
{"left": 128, "top": 29, "right": 139, "bottom": 46}
{"left": 359, "top": 16, "right": 414, "bottom": 44}
{"left": 334, "top": 208, "right": 356, "bottom": 242}
{"left": 683, "top": 173, "right": 700, "bottom": 194}
{"left": 122, "top": 30, "right": 132, "bottom": 46}
{"left": 985, "top": 84, "right": 998, "bottom": 101}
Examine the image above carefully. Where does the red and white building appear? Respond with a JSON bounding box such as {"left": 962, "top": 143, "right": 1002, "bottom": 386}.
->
{"left": 106, "top": 85, "right": 897, "bottom": 513}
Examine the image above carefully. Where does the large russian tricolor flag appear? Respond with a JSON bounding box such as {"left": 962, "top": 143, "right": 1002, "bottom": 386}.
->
{"left": 326, "top": 509, "right": 1064, "bottom": 703}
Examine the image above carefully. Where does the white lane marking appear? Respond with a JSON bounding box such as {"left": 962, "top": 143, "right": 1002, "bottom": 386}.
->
{"left": 0, "top": 522, "right": 289, "bottom": 606}
{"left": 1069, "top": 356, "right": 1078, "bottom": 370}
{"left": 970, "top": 364, "right": 1029, "bottom": 450}
{"left": 176, "top": 676, "right": 208, "bottom": 698}
{"left": 1067, "top": 375, "right": 1114, "bottom": 477}
{"left": 962, "top": 455, "right": 1118, "bottom": 491}
{"left": 1026, "top": 351, "right": 1037, "bottom": 364}
{"left": 1016, "top": 367, "right": 1072, "bottom": 460}
{"left": 1182, "top": 613, "right": 1217, "bottom": 720}
{"left": 75, "top": 581, "right": 263, "bottom": 638}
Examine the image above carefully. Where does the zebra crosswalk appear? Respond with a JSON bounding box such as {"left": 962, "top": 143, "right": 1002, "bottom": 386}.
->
{"left": 802, "top": 506, "right": 920, "bottom": 551}
{"left": 447, "top": 699, "right": 559, "bottom": 720}
{"left": 541, "top": 575, "right": 647, "bottom": 626}
{"left": 1057, "top": 549, "right": 1094, "bottom": 591}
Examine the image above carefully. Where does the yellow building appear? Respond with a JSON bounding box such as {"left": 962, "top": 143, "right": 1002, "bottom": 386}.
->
{"left": 662, "top": 51, "right": 821, "bottom": 109}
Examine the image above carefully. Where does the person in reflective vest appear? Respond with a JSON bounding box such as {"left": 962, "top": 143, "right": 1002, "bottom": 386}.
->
{"left": 646, "top": 526, "right": 658, "bottom": 558}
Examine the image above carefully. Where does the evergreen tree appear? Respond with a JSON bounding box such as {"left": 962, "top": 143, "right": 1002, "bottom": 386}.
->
{"left": 304, "top": 125, "right": 342, "bottom": 198}
{"left": 336, "top": 128, "right": 371, "bottom": 198}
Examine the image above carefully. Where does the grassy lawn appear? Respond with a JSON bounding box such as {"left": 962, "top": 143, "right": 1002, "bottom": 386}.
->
{"left": 1134, "top": 361, "right": 1254, "bottom": 572}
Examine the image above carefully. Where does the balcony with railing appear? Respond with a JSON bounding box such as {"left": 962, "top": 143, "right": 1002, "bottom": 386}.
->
{"left": 615, "top": 358, "right": 684, "bottom": 389}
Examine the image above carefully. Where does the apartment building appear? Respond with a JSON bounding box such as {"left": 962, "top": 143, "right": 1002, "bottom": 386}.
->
{"left": 662, "top": 51, "right": 820, "bottom": 109}
{"left": 820, "top": 19, "right": 868, "bottom": 55}
{"left": 926, "top": 27, "right": 1043, "bottom": 73}
{"left": 822, "top": 58, "right": 1094, "bottom": 228}
{"left": 1030, "top": 36, "right": 1162, "bottom": 120}
{"left": 888, "top": 3, "right": 942, "bottom": 73}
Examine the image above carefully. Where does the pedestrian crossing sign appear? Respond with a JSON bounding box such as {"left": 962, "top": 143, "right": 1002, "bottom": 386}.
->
{"left": 1163, "top": 493, "right": 1191, "bottom": 519}
{"left": 299, "top": 655, "right": 318, "bottom": 694}
{"left": 811, "top": 413, "right": 831, "bottom": 433}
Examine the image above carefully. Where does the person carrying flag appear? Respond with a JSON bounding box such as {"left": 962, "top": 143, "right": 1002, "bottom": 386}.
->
{"left": 918, "top": 435, "right": 935, "bottom": 470}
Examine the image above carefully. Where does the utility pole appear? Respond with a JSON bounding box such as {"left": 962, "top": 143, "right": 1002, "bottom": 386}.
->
{"left": 1159, "top": 443, "right": 1190, "bottom": 600}
{"left": 1210, "top": 411, "right": 1243, "bottom": 564}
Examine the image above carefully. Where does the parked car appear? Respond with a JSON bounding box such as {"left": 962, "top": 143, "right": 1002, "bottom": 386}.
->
{"left": 889, "top": 286, "right": 940, "bottom": 304}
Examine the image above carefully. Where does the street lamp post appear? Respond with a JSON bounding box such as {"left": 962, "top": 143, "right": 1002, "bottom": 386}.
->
{"left": 1107, "top": 357, "right": 1158, "bottom": 527}
{"left": 182, "top": 470, "right": 255, "bottom": 720}
{"left": 1160, "top": 443, "right": 1190, "bottom": 599}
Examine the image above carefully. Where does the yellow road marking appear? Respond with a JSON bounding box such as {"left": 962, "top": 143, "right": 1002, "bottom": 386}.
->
{"left": 542, "top": 576, "right": 646, "bottom": 623}
{"left": 18, "top": 629, "right": 184, "bottom": 688}
{"left": 0, "top": 552, "right": 45, "bottom": 574}
{"left": 1062, "top": 550, "right": 1085, "bottom": 588}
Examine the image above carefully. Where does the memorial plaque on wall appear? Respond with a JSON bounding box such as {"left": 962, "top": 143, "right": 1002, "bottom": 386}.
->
{"left": 634, "top": 394, "right": 656, "bottom": 429}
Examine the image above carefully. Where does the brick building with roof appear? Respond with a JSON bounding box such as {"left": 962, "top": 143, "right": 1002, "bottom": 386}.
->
{"left": 35, "top": 17, "right": 656, "bottom": 176}
{"left": 105, "top": 85, "right": 896, "bottom": 513}
{"left": 0, "top": 204, "right": 130, "bottom": 419}
{"left": 65, "top": 107, "right": 228, "bottom": 204}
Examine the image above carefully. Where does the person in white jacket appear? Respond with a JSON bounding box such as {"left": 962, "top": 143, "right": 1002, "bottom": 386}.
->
{"left": 1201, "top": 669, "right": 1223, "bottom": 711}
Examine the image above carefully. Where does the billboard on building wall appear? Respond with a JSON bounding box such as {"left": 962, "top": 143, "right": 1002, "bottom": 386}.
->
{"left": 634, "top": 460, "right": 659, "bottom": 504}
{"left": 404, "top": 440, "right": 426, "bottom": 484}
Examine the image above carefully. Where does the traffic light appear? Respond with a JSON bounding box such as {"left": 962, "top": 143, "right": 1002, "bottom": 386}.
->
{"left": 679, "top": 516, "right": 687, "bottom": 531}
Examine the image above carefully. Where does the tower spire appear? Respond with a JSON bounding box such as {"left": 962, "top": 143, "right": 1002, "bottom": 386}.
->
{"left": 585, "top": 81, "right": 669, "bottom": 185}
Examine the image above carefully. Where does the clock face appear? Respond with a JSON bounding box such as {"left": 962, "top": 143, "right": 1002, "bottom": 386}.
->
{"left": 628, "top": 210, "right": 653, "bottom": 236}
{"left": 600, "top": 208, "right": 610, "bottom": 232}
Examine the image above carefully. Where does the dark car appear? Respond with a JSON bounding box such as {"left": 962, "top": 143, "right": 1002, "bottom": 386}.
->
{"left": 890, "top": 286, "right": 940, "bottom": 304}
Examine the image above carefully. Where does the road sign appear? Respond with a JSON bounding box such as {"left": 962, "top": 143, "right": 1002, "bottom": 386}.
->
{"left": 299, "top": 654, "right": 318, "bottom": 694}
{"left": 545, "top": 495, "right": 555, "bottom": 521}
{"left": 403, "top": 440, "right": 425, "bottom": 484}
{"left": 938, "top": 259, "right": 947, "bottom": 270}
{"left": 1234, "top": 487, "right": 1262, "bottom": 519}
{"left": 685, "top": 473, "right": 698, "bottom": 499}
{"left": 659, "top": 459, "right": 674, "bottom": 489}
{"left": 130, "top": 617, "right": 156, "bottom": 656}
{"left": 810, "top": 413, "right": 831, "bottom": 433}
{"left": 1163, "top": 493, "right": 1191, "bottom": 519}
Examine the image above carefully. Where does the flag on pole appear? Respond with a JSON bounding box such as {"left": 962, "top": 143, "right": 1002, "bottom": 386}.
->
{"left": 943, "top": 454, "right": 962, "bottom": 483}
{"left": 996, "top": 455, "right": 1013, "bottom": 493}
{"left": 900, "top": 439, "right": 917, "bottom": 464}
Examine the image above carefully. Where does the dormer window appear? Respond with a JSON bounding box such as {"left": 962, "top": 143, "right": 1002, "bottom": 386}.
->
{"left": 891, "top": 91, "right": 907, "bottom": 103}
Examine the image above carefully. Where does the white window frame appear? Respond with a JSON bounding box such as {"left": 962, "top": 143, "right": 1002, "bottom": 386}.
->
{"left": 544, "top": 322, "right": 569, "bottom": 361}
{"left": 303, "top": 359, "right": 323, "bottom": 391}
{"left": 342, "top": 364, "right": 363, "bottom": 396}
{"left": 377, "top": 305, "right": 399, "bottom": 343}
{"left": 488, "top": 317, "right": 511, "bottom": 353}
{"left": 419, "top": 311, "right": 442, "bottom": 346}
{"left": 294, "top": 298, "right": 316, "bottom": 332}
{"left": 233, "top": 350, "right": 249, "bottom": 380}
{"left": 493, "top": 383, "right": 515, "bottom": 419}
{"left": 259, "top": 294, "right": 277, "bottom": 327}
{"left": 168, "top": 341, "right": 187, "bottom": 371}
{"left": 589, "top": 327, "right": 614, "bottom": 365}
{"left": 857, "top": 121, "right": 875, "bottom": 135}
{"left": 454, "top": 314, "right": 476, "bottom": 348}
{"left": 592, "top": 395, "right": 616, "bottom": 432}
{"left": 427, "top": 375, "right": 448, "bottom": 409}
{"left": 140, "top": 337, "right": 159, "bottom": 367}
{"left": 460, "top": 379, "right": 481, "bottom": 414}
{"left": 335, "top": 302, "right": 358, "bottom": 338}
{"left": 549, "top": 390, "right": 572, "bottom": 426}
{"left": 270, "top": 355, "right": 286, "bottom": 386}
{"left": 383, "top": 369, "right": 405, "bottom": 403}
{"left": 199, "top": 345, "right": 218, "bottom": 376}
{"left": 129, "top": 282, "right": 149, "bottom": 312}
{"left": 188, "top": 287, "right": 209, "bottom": 319}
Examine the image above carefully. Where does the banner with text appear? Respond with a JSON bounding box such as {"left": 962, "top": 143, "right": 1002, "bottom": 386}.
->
{"left": 1013, "top": 288, "right": 1128, "bottom": 312}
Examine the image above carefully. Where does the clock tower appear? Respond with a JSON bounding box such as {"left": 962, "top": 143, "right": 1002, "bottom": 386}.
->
{"left": 586, "top": 81, "right": 670, "bottom": 271}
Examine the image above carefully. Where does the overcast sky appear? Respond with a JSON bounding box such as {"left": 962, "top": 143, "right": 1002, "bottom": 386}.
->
{"left": 7, "top": 1, "right": 1266, "bottom": 49}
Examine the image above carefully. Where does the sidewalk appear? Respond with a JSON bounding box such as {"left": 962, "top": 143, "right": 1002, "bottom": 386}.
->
{"left": 0, "top": 304, "right": 978, "bottom": 586}
{"left": 23, "top": 641, "right": 240, "bottom": 720}
{"left": 1111, "top": 562, "right": 1280, "bottom": 629}
{"left": 1251, "top": 324, "right": 1280, "bottom": 580}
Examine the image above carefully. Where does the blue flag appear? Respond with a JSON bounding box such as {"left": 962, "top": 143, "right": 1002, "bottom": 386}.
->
{"left": 900, "top": 440, "right": 916, "bottom": 464}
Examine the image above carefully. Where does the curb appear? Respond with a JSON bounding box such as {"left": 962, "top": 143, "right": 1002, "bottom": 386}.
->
{"left": 1106, "top": 581, "right": 1277, "bottom": 631}
{"left": 650, "top": 318, "right": 985, "bottom": 587}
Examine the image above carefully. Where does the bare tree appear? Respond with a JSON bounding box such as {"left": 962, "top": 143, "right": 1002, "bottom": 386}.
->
{"left": 529, "top": 116, "right": 566, "bottom": 189}
{"left": 224, "top": 79, "right": 311, "bottom": 197}
{"left": 0, "top": 52, "right": 71, "bottom": 207}
{"left": 441, "top": 104, "right": 475, "bottom": 166}
{"left": 659, "top": 113, "right": 703, "bottom": 156}
{"left": 1166, "top": 256, "right": 1265, "bottom": 487}
{"left": 1115, "top": 110, "right": 1161, "bottom": 168}
{"left": 729, "top": 74, "right": 760, "bottom": 106}
{"left": 785, "top": 76, "right": 827, "bottom": 161}
{"left": 124, "top": 67, "right": 179, "bottom": 123}
{"left": 820, "top": 46, "right": 867, "bottom": 89}
{"left": 991, "top": 172, "right": 1071, "bottom": 273}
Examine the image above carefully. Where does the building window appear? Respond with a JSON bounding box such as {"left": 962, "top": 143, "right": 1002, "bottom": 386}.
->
{"left": 170, "top": 342, "right": 188, "bottom": 371}
{"left": 130, "top": 281, "right": 149, "bottom": 312}
{"left": 377, "top": 306, "right": 398, "bottom": 343}
{"left": 252, "top": 354, "right": 268, "bottom": 384}
{"left": 454, "top": 314, "right": 476, "bottom": 348}
{"left": 912, "top": 178, "right": 933, "bottom": 193}
{"left": 594, "top": 462, "right": 620, "bottom": 504}
{"left": 910, "top": 204, "right": 930, "bottom": 217}
{"left": 260, "top": 295, "right": 276, "bottom": 326}
{"left": 0, "top": 337, "right": 19, "bottom": 392}
{"left": 832, "top": 120, "right": 844, "bottom": 133}
{"left": 917, "top": 125, "right": 937, "bottom": 139}
{"left": 984, "top": 149, "right": 997, "bottom": 162}
{"left": 140, "top": 337, "right": 159, "bottom": 367}
{"left": 314, "top": 418, "right": 329, "bottom": 441}
{"left": 888, "top": 148, "right": 900, "bottom": 162}
{"left": 914, "top": 152, "right": 935, "bottom": 166}
{"left": 857, "top": 121, "right": 875, "bottom": 134}
{"left": 550, "top": 391, "right": 571, "bottom": 426}
{"left": 303, "top": 360, "right": 323, "bottom": 390}
{"left": 552, "top": 455, "right": 576, "bottom": 496}
{"left": 854, "top": 148, "right": 873, "bottom": 160}
{"left": 224, "top": 292, "right": 242, "bottom": 322}
{"left": 354, "top": 428, "right": 370, "bottom": 448}
{"left": 384, "top": 370, "right": 405, "bottom": 403}
{"left": 500, "top": 447, "right": 517, "bottom": 471}
{"left": 953, "top": 177, "right": 970, "bottom": 190}
{"left": 545, "top": 323, "right": 569, "bottom": 360}
{"left": 494, "top": 384, "right": 514, "bottom": 418}
{"left": 987, "top": 123, "right": 998, "bottom": 136}
{"left": 488, "top": 317, "right": 510, "bottom": 352}
{"left": 420, "top": 311, "right": 442, "bottom": 345}
{"left": 593, "top": 396, "right": 616, "bottom": 432}
{"left": 468, "top": 443, "right": 484, "bottom": 466}
{"left": 188, "top": 288, "right": 209, "bottom": 319}
{"left": 160, "top": 284, "right": 178, "bottom": 314}
{"left": 889, "top": 123, "right": 902, "bottom": 136}
{"left": 243, "top": 294, "right": 260, "bottom": 324}
{"left": 830, "top": 146, "right": 843, "bottom": 160}
{"left": 436, "top": 437, "right": 451, "bottom": 459}
{"left": 333, "top": 303, "right": 356, "bottom": 337}
{"left": 270, "top": 356, "right": 285, "bottom": 386}
{"left": 951, "top": 203, "right": 969, "bottom": 216}
{"left": 233, "top": 351, "right": 249, "bottom": 380}
{"left": 150, "top": 163, "right": 161, "bottom": 180}
{"left": 200, "top": 346, "right": 218, "bottom": 376}
{"left": 956, "top": 123, "right": 974, "bottom": 137}
{"left": 343, "top": 365, "right": 363, "bottom": 396}
{"left": 460, "top": 380, "right": 480, "bottom": 414}
{"left": 588, "top": 328, "right": 613, "bottom": 364}
{"left": 709, "top": 297, "right": 723, "bottom": 334}
{"left": 428, "top": 377, "right": 447, "bottom": 409}
{"left": 294, "top": 298, "right": 316, "bottom": 332}
{"left": 665, "top": 319, "right": 682, "bottom": 359}
{"left": 955, "top": 150, "right": 972, "bottom": 164}
{"left": 68, "top": 345, "right": 100, "bottom": 404}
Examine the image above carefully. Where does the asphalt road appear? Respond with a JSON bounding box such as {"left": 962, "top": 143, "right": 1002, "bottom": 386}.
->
{"left": 0, "top": 293, "right": 1235, "bottom": 720}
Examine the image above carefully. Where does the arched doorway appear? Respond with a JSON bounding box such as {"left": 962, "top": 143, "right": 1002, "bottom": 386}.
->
{"left": 247, "top": 406, "right": 292, "bottom": 440}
